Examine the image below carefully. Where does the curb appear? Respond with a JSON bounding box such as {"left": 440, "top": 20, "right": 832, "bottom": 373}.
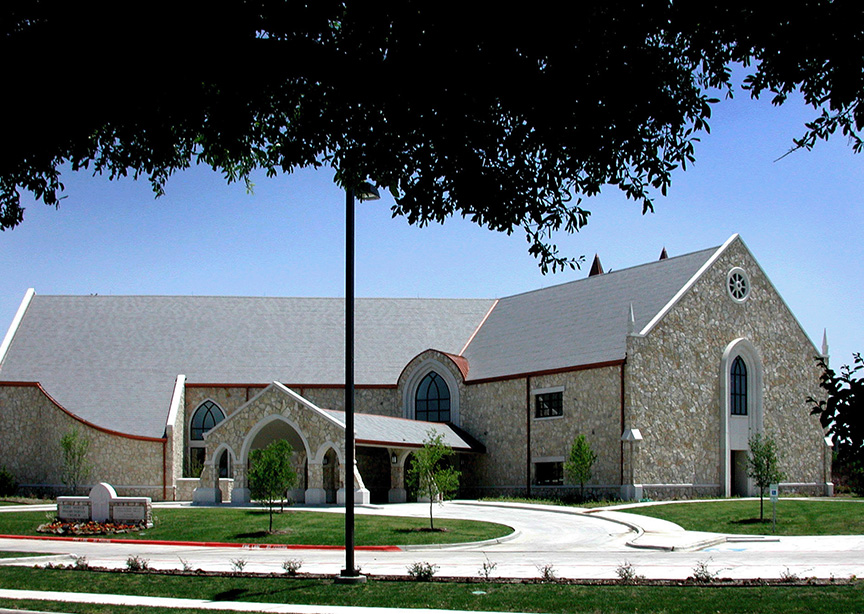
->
{"left": 0, "top": 534, "right": 401, "bottom": 552}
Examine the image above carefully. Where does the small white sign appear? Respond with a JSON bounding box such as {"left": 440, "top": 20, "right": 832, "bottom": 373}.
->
{"left": 769, "top": 483, "right": 779, "bottom": 501}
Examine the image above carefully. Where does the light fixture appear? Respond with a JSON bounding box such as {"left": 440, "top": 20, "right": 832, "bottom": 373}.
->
{"left": 391, "top": 452, "right": 398, "bottom": 465}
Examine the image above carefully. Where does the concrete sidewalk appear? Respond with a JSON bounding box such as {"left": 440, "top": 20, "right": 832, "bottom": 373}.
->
{"left": 0, "top": 588, "right": 520, "bottom": 614}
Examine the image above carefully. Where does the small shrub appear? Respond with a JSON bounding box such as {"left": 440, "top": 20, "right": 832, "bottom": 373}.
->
{"left": 479, "top": 557, "right": 497, "bottom": 579}
{"left": 230, "top": 558, "right": 247, "bottom": 572}
{"left": 536, "top": 563, "right": 557, "bottom": 583}
{"left": 282, "top": 558, "right": 303, "bottom": 575}
{"left": 779, "top": 567, "right": 800, "bottom": 582}
{"left": 72, "top": 555, "right": 89, "bottom": 570}
{"left": 178, "top": 557, "right": 193, "bottom": 572}
{"left": 690, "top": 559, "right": 718, "bottom": 583}
{"left": 125, "top": 555, "right": 150, "bottom": 571}
{"left": 616, "top": 561, "right": 645, "bottom": 584}
{"left": 0, "top": 466, "right": 18, "bottom": 497}
{"left": 407, "top": 561, "right": 439, "bottom": 581}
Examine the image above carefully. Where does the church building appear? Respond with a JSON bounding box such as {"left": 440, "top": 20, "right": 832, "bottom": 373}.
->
{"left": 0, "top": 235, "right": 832, "bottom": 503}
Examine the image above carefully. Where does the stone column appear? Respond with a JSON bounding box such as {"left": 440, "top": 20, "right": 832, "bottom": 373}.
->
{"left": 388, "top": 449, "right": 409, "bottom": 503}
{"left": 192, "top": 463, "right": 221, "bottom": 505}
{"left": 230, "top": 463, "right": 250, "bottom": 504}
{"left": 620, "top": 428, "right": 643, "bottom": 501}
{"left": 823, "top": 436, "right": 834, "bottom": 497}
{"left": 305, "top": 461, "right": 326, "bottom": 504}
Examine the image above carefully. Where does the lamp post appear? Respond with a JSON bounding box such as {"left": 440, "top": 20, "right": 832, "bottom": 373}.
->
{"left": 336, "top": 181, "right": 379, "bottom": 585}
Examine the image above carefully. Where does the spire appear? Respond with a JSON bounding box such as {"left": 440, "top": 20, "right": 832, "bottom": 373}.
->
{"left": 822, "top": 329, "right": 830, "bottom": 359}
{"left": 589, "top": 254, "right": 604, "bottom": 276}
{"left": 627, "top": 303, "right": 636, "bottom": 335}
{"left": 659, "top": 247, "right": 668, "bottom": 260}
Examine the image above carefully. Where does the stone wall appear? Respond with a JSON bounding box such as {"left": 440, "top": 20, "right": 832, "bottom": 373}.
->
{"left": 461, "top": 366, "right": 622, "bottom": 496}
{"left": 0, "top": 384, "right": 166, "bottom": 498}
{"left": 625, "top": 238, "right": 826, "bottom": 498}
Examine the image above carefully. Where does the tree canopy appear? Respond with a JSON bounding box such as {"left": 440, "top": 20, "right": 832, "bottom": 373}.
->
{"left": 2, "top": 2, "right": 862, "bottom": 270}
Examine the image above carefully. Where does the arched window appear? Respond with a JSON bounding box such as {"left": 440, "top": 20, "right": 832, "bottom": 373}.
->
{"left": 415, "top": 372, "right": 451, "bottom": 422}
{"left": 190, "top": 400, "right": 226, "bottom": 440}
{"left": 187, "top": 400, "right": 226, "bottom": 478}
{"left": 730, "top": 356, "right": 748, "bottom": 416}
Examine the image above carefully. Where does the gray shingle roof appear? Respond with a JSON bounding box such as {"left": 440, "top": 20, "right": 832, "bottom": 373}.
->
{"left": 0, "top": 242, "right": 724, "bottom": 440}
{"left": 0, "top": 296, "right": 494, "bottom": 438}
{"left": 322, "top": 410, "right": 474, "bottom": 451}
{"left": 461, "top": 246, "right": 719, "bottom": 380}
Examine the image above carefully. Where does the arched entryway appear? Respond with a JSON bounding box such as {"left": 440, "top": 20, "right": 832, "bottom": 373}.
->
{"left": 235, "top": 415, "right": 310, "bottom": 504}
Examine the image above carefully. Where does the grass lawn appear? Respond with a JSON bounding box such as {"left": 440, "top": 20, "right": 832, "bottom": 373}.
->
{"left": 0, "top": 551, "right": 54, "bottom": 558}
{"left": 0, "top": 507, "right": 511, "bottom": 546}
{"left": 0, "top": 567, "right": 862, "bottom": 614}
{"left": 622, "top": 499, "right": 864, "bottom": 536}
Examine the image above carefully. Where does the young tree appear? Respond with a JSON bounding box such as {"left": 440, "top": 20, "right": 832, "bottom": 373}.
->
{"left": 60, "top": 428, "right": 92, "bottom": 495}
{"left": 564, "top": 434, "right": 597, "bottom": 502}
{"left": 809, "top": 354, "right": 864, "bottom": 491}
{"left": 2, "top": 3, "right": 862, "bottom": 271}
{"left": 747, "top": 432, "right": 785, "bottom": 521}
{"left": 407, "top": 431, "right": 461, "bottom": 530}
{"left": 248, "top": 440, "right": 297, "bottom": 533}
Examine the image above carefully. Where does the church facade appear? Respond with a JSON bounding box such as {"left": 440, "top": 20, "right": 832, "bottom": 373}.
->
{"left": 0, "top": 235, "right": 832, "bottom": 503}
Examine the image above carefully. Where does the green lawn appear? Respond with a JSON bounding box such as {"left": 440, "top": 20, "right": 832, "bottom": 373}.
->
{"left": 621, "top": 499, "right": 864, "bottom": 536}
{"left": 0, "top": 568, "right": 862, "bottom": 614}
{"left": 0, "top": 507, "right": 511, "bottom": 546}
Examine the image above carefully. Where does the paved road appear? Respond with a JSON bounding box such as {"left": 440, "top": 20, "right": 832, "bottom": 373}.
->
{"left": 1, "top": 500, "right": 863, "bottom": 580}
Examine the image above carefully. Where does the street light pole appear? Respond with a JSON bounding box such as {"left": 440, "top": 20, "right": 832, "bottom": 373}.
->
{"left": 336, "top": 182, "right": 378, "bottom": 585}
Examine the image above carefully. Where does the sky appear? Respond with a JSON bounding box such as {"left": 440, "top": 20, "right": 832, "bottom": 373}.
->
{"left": 2, "top": 90, "right": 862, "bottom": 370}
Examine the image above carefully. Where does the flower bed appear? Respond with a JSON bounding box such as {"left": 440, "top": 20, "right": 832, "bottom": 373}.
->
{"left": 37, "top": 520, "right": 147, "bottom": 536}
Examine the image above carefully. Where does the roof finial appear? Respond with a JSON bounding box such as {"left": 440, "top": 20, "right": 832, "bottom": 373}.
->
{"left": 589, "top": 254, "right": 604, "bottom": 277}
{"left": 822, "top": 328, "right": 830, "bottom": 360}
{"left": 628, "top": 303, "right": 636, "bottom": 335}
{"left": 659, "top": 247, "right": 668, "bottom": 260}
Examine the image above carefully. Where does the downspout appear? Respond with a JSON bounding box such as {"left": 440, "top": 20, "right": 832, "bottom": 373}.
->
{"left": 620, "top": 361, "right": 626, "bottom": 486}
{"left": 162, "top": 440, "right": 167, "bottom": 500}
{"left": 526, "top": 376, "right": 532, "bottom": 497}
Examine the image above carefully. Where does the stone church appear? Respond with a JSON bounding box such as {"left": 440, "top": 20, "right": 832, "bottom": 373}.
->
{"left": 0, "top": 234, "right": 831, "bottom": 503}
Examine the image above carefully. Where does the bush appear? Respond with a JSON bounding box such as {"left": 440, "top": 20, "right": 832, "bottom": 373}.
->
{"left": 407, "top": 561, "right": 438, "bottom": 581}
{"left": 0, "top": 466, "right": 18, "bottom": 497}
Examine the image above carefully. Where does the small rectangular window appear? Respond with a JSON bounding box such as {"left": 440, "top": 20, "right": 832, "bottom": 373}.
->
{"left": 535, "top": 391, "right": 563, "bottom": 418}
{"left": 535, "top": 461, "right": 563, "bottom": 485}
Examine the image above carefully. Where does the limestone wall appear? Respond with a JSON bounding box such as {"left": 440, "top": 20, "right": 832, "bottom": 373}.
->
{"left": 625, "top": 238, "right": 826, "bottom": 497}
{"left": 461, "top": 366, "right": 622, "bottom": 497}
{"left": 0, "top": 384, "right": 166, "bottom": 498}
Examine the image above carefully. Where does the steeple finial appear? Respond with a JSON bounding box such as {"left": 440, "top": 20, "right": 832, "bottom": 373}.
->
{"left": 822, "top": 328, "right": 830, "bottom": 359}
{"left": 628, "top": 303, "right": 636, "bottom": 335}
{"left": 589, "top": 254, "right": 604, "bottom": 276}
{"left": 659, "top": 247, "right": 668, "bottom": 260}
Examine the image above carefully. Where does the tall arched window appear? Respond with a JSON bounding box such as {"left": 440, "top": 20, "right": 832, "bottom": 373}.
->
{"left": 190, "top": 400, "right": 225, "bottom": 440}
{"left": 730, "top": 356, "right": 748, "bottom": 416}
{"left": 187, "top": 400, "right": 226, "bottom": 477}
{"left": 415, "top": 372, "right": 451, "bottom": 422}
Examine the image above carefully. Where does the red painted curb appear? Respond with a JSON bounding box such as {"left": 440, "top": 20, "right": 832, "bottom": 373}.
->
{"left": 0, "top": 534, "right": 401, "bottom": 551}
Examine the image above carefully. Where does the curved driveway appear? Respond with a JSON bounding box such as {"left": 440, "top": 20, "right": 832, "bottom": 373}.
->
{"left": 1, "top": 500, "right": 864, "bottom": 580}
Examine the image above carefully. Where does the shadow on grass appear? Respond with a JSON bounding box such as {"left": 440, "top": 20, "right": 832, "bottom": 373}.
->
{"left": 212, "top": 588, "right": 248, "bottom": 601}
{"left": 394, "top": 527, "right": 450, "bottom": 533}
{"left": 235, "top": 531, "right": 270, "bottom": 539}
{"left": 731, "top": 518, "right": 771, "bottom": 525}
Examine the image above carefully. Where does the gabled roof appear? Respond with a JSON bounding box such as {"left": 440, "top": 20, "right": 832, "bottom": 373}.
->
{"left": 322, "top": 409, "right": 475, "bottom": 451}
{"left": 0, "top": 296, "right": 494, "bottom": 438}
{"left": 461, "top": 245, "right": 719, "bottom": 380}
{"left": 0, "top": 239, "right": 733, "bottom": 439}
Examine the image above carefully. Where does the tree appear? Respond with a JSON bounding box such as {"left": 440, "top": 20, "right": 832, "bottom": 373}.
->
{"left": 407, "top": 431, "right": 461, "bottom": 530}
{"left": 564, "top": 434, "right": 597, "bottom": 502}
{"left": 60, "top": 428, "right": 92, "bottom": 496}
{"left": 746, "top": 432, "right": 785, "bottom": 521}
{"left": 2, "top": 3, "right": 862, "bottom": 271}
{"left": 809, "top": 354, "right": 864, "bottom": 491}
{"left": 248, "top": 440, "right": 297, "bottom": 533}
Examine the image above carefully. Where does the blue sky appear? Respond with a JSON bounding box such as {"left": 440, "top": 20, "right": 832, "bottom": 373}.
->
{"left": 2, "top": 90, "right": 862, "bottom": 370}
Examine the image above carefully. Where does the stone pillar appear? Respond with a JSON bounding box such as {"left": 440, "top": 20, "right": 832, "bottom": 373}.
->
{"left": 824, "top": 436, "right": 835, "bottom": 497}
{"left": 230, "top": 463, "right": 250, "bottom": 504}
{"left": 336, "top": 462, "right": 370, "bottom": 505}
{"left": 192, "top": 463, "right": 221, "bottom": 505}
{"left": 388, "top": 449, "right": 408, "bottom": 503}
{"left": 305, "top": 461, "right": 326, "bottom": 504}
{"left": 620, "top": 429, "right": 643, "bottom": 501}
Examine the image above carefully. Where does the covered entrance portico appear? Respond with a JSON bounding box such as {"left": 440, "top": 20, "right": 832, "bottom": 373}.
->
{"left": 192, "top": 382, "right": 477, "bottom": 506}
